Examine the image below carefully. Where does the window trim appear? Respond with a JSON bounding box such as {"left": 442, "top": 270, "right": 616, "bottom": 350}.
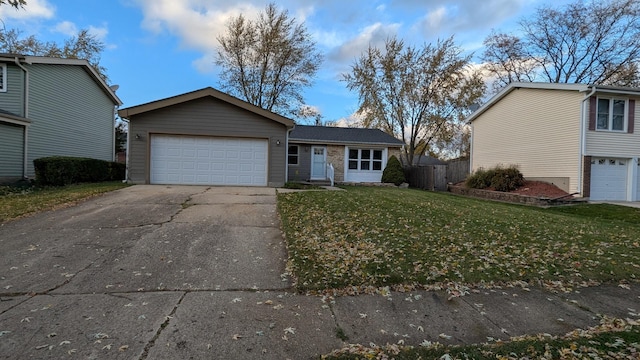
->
{"left": 0, "top": 63, "right": 6, "bottom": 93}
{"left": 287, "top": 145, "right": 299, "bottom": 166}
{"left": 596, "top": 96, "right": 627, "bottom": 132}
{"left": 347, "top": 148, "right": 384, "bottom": 172}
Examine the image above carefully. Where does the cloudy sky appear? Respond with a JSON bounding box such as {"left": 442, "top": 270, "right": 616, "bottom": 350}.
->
{"left": 0, "top": 0, "right": 575, "bottom": 123}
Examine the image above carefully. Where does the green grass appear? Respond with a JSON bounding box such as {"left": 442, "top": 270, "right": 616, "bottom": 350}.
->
{"left": 0, "top": 181, "right": 129, "bottom": 222}
{"left": 278, "top": 186, "right": 640, "bottom": 292}
{"left": 324, "top": 320, "right": 640, "bottom": 359}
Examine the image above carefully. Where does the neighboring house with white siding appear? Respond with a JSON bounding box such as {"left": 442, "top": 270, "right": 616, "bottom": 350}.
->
{"left": 468, "top": 82, "right": 640, "bottom": 201}
{"left": 0, "top": 54, "right": 122, "bottom": 183}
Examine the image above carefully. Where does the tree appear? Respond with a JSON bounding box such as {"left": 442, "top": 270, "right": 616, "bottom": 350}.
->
{"left": 215, "top": 2, "right": 322, "bottom": 117}
{"left": 483, "top": 0, "right": 640, "bottom": 91}
{"left": 1, "top": 0, "right": 26, "bottom": 8}
{"left": 343, "top": 36, "right": 485, "bottom": 166}
{"left": 0, "top": 28, "right": 108, "bottom": 82}
{"left": 115, "top": 121, "right": 127, "bottom": 154}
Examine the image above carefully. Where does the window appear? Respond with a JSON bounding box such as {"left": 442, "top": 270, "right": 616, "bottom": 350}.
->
{"left": 0, "top": 64, "right": 6, "bottom": 92}
{"left": 596, "top": 97, "right": 626, "bottom": 131}
{"left": 348, "top": 148, "right": 384, "bottom": 171}
{"left": 288, "top": 145, "right": 299, "bottom": 165}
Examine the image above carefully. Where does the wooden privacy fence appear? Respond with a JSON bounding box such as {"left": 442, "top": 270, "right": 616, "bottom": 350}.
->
{"left": 405, "top": 157, "right": 470, "bottom": 191}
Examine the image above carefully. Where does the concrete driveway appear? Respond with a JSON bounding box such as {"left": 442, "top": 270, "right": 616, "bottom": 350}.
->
{"left": 0, "top": 185, "right": 340, "bottom": 359}
{"left": 2, "top": 185, "right": 639, "bottom": 359}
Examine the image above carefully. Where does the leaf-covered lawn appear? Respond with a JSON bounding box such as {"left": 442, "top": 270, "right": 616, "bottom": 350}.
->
{"left": 278, "top": 186, "right": 640, "bottom": 292}
{"left": 0, "top": 182, "right": 129, "bottom": 222}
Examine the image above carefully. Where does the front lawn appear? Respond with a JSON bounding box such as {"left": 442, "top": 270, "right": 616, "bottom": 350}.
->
{"left": 0, "top": 181, "right": 129, "bottom": 222}
{"left": 278, "top": 186, "right": 640, "bottom": 292}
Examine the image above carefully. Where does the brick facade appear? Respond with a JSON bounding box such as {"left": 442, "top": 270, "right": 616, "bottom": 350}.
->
{"left": 582, "top": 155, "right": 591, "bottom": 198}
{"left": 326, "top": 145, "right": 345, "bottom": 182}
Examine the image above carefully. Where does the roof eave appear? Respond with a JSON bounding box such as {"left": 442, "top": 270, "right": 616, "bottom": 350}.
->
{"left": 118, "top": 87, "right": 295, "bottom": 129}
{"left": 289, "top": 138, "right": 404, "bottom": 147}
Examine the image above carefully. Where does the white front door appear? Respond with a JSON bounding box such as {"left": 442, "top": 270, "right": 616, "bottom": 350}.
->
{"left": 310, "top": 146, "right": 326, "bottom": 180}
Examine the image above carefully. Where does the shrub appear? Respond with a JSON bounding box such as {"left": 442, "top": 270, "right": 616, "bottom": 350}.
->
{"left": 382, "top": 155, "right": 406, "bottom": 186}
{"left": 466, "top": 165, "right": 524, "bottom": 192}
{"left": 34, "top": 156, "right": 125, "bottom": 186}
{"left": 491, "top": 166, "right": 524, "bottom": 192}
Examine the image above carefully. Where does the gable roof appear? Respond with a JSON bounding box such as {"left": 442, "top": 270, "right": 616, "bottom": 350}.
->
{"left": 118, "top": 87, "right": 295, "bottom": 128}
{"left": 0, "top": 53, "right": 122, "bottom": 106}
{"left": 290, "top": 125, "right": 404, "bottom": 146}
{"left": 466, "top": 82, "right": 640, "bottom": 123}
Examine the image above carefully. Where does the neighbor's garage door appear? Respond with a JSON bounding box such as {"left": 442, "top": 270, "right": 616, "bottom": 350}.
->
{"left": 590, "top": 157, "right": 628, "bottom": 201}
{"left": 150, "top": 134, "right": 268, "bottom": 186}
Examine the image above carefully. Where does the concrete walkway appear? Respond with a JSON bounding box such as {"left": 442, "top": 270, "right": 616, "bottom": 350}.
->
{"left": 0, "top": 185, "right": 638, "bottom": 359}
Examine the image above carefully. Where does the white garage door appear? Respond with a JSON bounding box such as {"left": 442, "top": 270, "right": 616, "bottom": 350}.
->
{"left": 590, "top": 157, "right": 628, "bottom": 201}
{"left": 150, "top": 135, "right": 268, "bottom": 186}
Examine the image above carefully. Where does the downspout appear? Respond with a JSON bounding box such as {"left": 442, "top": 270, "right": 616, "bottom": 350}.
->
{"left": 578, "top": 86, "right": 597, "bottom": 195}
{"left": 14, "top": 57, "right": 29, "bottom": 179}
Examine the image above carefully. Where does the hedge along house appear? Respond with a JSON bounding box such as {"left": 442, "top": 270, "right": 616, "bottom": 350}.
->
{"left": 0, "top": 54, "right": 122, "bottom": 183}
{"left": 287, "top": 125, "right": 404, "bottom": 183}
{"left": 118, "top": 87, "right": 295, "bottom": 187}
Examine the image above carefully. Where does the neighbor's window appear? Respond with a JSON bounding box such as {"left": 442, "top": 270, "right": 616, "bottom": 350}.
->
{"left": 288, "top": 145, "right": 299, "bottom": 165}
{"left": 348, "top": 149, "right": 383, "bottom": 171}
{"left": 0, "top": 64, "right": 6, "bottom": 92}
{"left": 597, "top": 97, "right": 626, "bottom": 131}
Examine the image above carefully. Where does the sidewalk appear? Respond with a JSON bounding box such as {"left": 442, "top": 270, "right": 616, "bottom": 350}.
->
{"left": 2, "top": 284, "right": 636, "bottom": 359}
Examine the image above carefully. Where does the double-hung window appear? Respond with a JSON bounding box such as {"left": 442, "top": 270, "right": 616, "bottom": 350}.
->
{"left": 596, "top": 97, "right": 626, "bottom": 131}
{"left": 0, "top": 64, "right": 6, "bottom": 92}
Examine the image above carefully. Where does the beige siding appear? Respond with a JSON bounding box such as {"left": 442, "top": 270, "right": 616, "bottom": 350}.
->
{"left": 128, "top": 96, "right": 288, "bottom": 186}
{"left": 585, "top": 94, "right": 640, "bottom": 157}
{"left": 472, "top": 88, "right": 582, "bottom": 193}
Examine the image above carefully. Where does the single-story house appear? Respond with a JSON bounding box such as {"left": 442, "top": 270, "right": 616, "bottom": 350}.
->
{"left": 118, "top": 87, "right": 295, "bottom": 187}
{"left": 468, "top": 82, "right": 640, "bottom": 201}
{"left": 288, "top": 125, "right": 404, "bottom": 183}
{"left": 0, "top": 54, "right": 122, "bottom": 183}
{"left": 118, "top": 88, "right": 406, "bottom": 187}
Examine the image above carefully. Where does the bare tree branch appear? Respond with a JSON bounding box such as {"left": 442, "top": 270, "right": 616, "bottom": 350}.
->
{"left": 216, "top": 2, "right": 322, "bottom": 117}
{"left": 343, "top": 36, "right": 485, "bottom": 165}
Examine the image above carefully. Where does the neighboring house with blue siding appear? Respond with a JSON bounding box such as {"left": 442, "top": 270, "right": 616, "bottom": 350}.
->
{"left": 0, "top": 54, "right": 122, "bottom": 183}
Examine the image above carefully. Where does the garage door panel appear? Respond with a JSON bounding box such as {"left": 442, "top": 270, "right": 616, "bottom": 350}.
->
{"left": 590, "top": 157, "right": 628, "bottom": 201}
{"left": 150, "top": 135, "right": 268, "bottom": 186}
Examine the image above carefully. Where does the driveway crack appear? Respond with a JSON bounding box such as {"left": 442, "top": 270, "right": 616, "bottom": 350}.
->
{"left": 139, "top": 291, "right": 187, "bottom": 360}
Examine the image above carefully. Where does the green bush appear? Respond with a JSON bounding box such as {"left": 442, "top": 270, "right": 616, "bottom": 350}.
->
{"left": 382, "top": 155, "right": 406, "bottom": 186}
{"left": 34, "top": 156, "right": 125, "bottom": 186}
{"left": 466, "top": 165, "right": 524, "bottom": 192}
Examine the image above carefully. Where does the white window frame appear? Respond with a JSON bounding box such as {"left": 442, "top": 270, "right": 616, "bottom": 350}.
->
{"left": 596, "top": 97, "right": 627, "bottom": 132}
{"left": 0, "top": 64, "right": 6, "bottom": 93}
{"left": 348, "top": 148, "right": 384, "bottom": 171}
{"left": 287, "top": 145, "right": 299, "bottom": 166}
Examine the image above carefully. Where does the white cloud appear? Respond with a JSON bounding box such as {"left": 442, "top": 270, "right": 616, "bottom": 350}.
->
{"left": 88, "top": 25, "right": 109, "bottom": 41}
{"left": 192, "top": 54, "right": 216, "bottom": 74}
{"left": 329, "top": 22, "right": 401, "bottom": 63}
{"left": 134, "top": 0, "right": 260, "bottom": 52}
{"left": 0, "top": 0, "right": 54, "bottom": 20}
{"left": 53, "top": 20, "right": 77, "bottom": 36}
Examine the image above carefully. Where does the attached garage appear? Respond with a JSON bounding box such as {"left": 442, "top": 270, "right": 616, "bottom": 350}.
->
{"left": 150, "top": 135, "right": 268, "bottom": 186}
{"left": 118, "top": 87, "right": 294, "bottom": 187}
{"left": 590, "top": 157, "right": 629, "bottom": 201}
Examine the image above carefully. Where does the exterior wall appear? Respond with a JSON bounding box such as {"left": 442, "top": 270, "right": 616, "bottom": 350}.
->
{"left": 0, "top": 122, "right": 24, "bottom": 180}
{"left": 0, "top": 62, "right": 26, "bottom": 116}
{"left": 585, "top": 94, "right": 640, "bottom": 157}
{"left": 471, "top": 88, "right": 582, "bottom": 194}
{"left": 26, "top": 64, "right": 115, "bottom": 176}
{"left": 287, "top": 143, "right": 311, "bottom": 182}
{"left": 129, "top": 96, "right": 288, "bottom": 186}
{"left": 326, "top": 145, "right": 344, "bottom": 182}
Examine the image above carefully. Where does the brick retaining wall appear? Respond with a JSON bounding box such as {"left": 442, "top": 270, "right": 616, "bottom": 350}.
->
{"left": 448, "top": 185, "right": 556, "bottom": 207}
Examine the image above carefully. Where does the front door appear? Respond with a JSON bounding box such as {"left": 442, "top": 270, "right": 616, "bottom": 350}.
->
{"left": 310, "top": 146, "right": 326, "bottom": 180}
